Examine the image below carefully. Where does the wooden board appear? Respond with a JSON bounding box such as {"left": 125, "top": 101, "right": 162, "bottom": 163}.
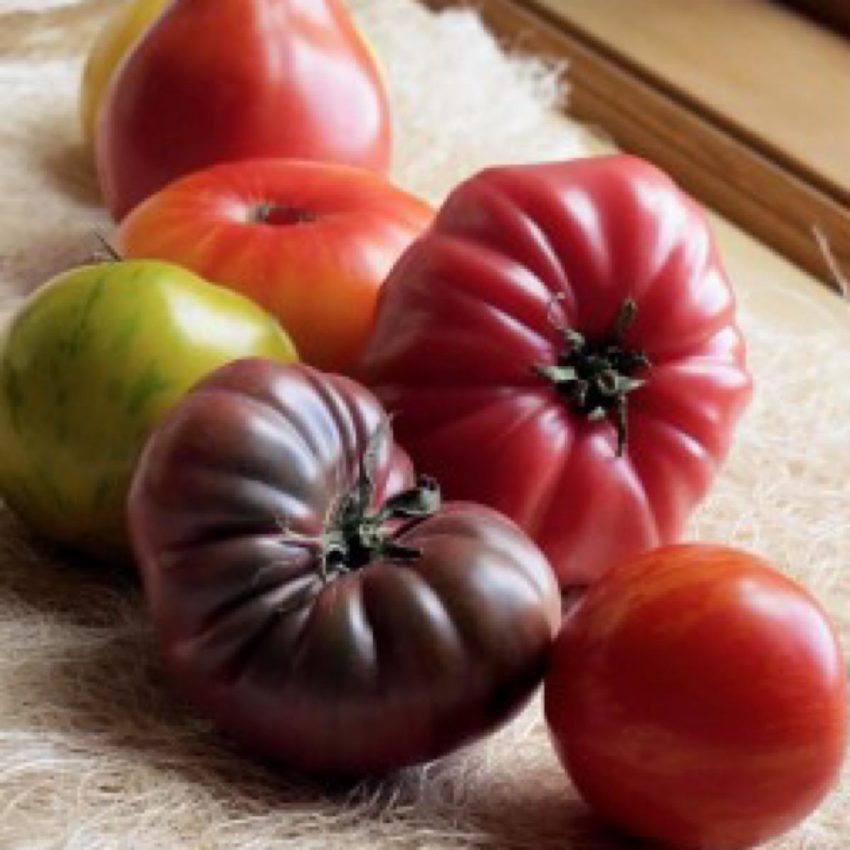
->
{"left": 422, "top": 0, "right": 850, "bottom": 285}
{"left": 530, "top": 0, "right": 850, "bottom": 201}
{"left": 781, "top": 0, "right": 850, "bottom": 36}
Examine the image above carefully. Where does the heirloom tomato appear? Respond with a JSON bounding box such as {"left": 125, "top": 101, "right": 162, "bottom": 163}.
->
{"left": 361, "top": 156, "right": 752, "bottom": 588}
{"left": 129, "top": 360, "right": 561, "bottom": 776}
{"left": 118, "top": 159, "right": 432, "bottom": 374}
{"left": 545, "top": 545, "right": 848, "bottom": 850}
{"left": 0, "top": 261, "right": 296, "bottom": 560}
{"left": 96, "top": 0, "right": 392, "bottom": 219}
{"left": 79, "top": 0, "right": 169, "bottom": 146}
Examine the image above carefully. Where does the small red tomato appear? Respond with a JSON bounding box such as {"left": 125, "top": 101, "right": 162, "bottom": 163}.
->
{"left": 544, "top": 544, "right": 848, "bottom": 850}
{"left": 118, "top": 159, "right": 432, "bottom": 374}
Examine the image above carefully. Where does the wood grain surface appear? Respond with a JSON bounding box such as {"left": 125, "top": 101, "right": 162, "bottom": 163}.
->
{"left": 531, "top": 0, "right": 850, "bottom": 201}
{"left": 781, "top": 0, "right": 850, "bottom": 36}
{"left": 423, "top": 0, "right": 850, "bottom": 285}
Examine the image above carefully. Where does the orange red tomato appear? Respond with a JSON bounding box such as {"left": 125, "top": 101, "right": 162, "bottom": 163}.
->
{"left": 118, "top": 159, "right": 432, "bottom": 374}
{"left": 545, "top": 544, "right": 848, "bottom": 850}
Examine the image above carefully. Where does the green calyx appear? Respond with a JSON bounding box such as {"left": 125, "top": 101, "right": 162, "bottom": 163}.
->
{"left": 278, "top": 426, "right": 441, "bottom": 583}
{"left": 535, "top": 298, "right": 650, "bottom": 456}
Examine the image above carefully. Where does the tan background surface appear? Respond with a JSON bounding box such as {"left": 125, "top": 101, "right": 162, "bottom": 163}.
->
{"left": 0, "top": 1, "right": 848, "bottom": 847}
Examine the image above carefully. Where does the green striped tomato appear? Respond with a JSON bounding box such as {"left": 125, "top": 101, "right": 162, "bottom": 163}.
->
{"left": 0, "top": 260, "right": 297, "bottom": 561}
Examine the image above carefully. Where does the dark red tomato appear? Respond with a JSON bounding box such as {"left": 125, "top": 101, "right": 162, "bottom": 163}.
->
{"left": 96, "top": 0, "right": 391, "bottom": 219}
{"left": 544, "top": 545, "right": 848, "bottom": 850}
{"left": 360, "top": 156, "right": 752, "bottom": 589}
{"left": 129, "top": 359, "right": 561, "bottom": 776}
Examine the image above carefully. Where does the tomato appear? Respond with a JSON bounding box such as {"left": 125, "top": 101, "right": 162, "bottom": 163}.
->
{"left": 96, "top": 0, "right": 391, "bottom": 219}
{"left": 128, "top": 359, "right": 561, "bottom": 776}
{"left": 118, "top": 159, "right": 433, "bottom": 374}
{"left": 360, "top": 155, "right": 752, "bottom": 588}
{"left": 79, "top": 0, "right": 169, "bottom": 146}
{"left": 544, "top": 545, "right": 848, "bottom": 850}
{"left": 0, "top": 261, "right": 297, "bottom": 560}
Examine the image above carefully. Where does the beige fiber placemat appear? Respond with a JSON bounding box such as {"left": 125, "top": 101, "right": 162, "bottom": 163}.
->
{"left": 0, "top": 1, "right": 847, "bottom": 847}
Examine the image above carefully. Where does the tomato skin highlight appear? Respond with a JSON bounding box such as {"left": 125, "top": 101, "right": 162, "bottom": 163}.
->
{"left": 360, "top": 155, "right": 752, "bottom": 589}
{"left": 544, "top": 544, "right": 848, "bottom": 850}
{"left": 96, "top": 0, "right": 391, "bottom": 219}
{"left": 118, "top": 159, "right": 432, "bottom": 374}
{"left": 129, "top": 360, "right": 561, "bottom": 776}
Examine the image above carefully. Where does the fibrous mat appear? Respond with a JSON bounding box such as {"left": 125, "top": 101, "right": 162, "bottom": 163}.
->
{"left": 0, "top": 1, "right": 847, "bottom": 848}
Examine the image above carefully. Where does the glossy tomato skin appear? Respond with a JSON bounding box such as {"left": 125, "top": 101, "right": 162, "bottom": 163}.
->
{"left": 0, "top": 261, "right": 296, "bottom": 560}
{"left": 360, "top": 156, "right": 752, "bottom": 588}
{"left": 97, "top": 0, "right": 391, "bottom": 219}
{"left": 118, "top": 159, "right": 432, "bottom": 374}
{"left": 129, "top": 360, "right": 561, "bottom": 776}
{"left": 544, "top": 545, "right": 848, "bottom": 850}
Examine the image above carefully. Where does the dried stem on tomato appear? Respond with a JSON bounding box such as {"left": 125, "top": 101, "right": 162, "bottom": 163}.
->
{"left": 536, "top": 298, "right": 650, "bottom": 456}
{"left": 278, "top": 426, "right": 441, "bottom": 583}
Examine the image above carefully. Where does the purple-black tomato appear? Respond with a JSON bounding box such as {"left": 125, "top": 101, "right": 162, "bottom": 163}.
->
{"left": 129, "top": 359, "right": 561, "bottom": 776}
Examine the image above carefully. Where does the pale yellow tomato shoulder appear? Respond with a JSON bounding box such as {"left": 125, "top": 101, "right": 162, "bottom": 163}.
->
{"left": 80, "top": 0, "right": 170, "bottom": 146}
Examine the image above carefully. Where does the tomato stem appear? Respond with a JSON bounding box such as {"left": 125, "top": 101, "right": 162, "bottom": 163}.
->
{"left": 277, "top": 426, "right": 441, "bottom": 583}
{"left": 536, "top": 298, "right": 649, "bottom": 456}
{"left": 92, "top": 231, "right": 122, "bottom": 263}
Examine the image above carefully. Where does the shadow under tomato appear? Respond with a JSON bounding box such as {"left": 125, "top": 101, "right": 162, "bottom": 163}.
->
{"left": 1, "top": 128, "right": 108, "bottom": 297}
{"left": 0, "top": 517, "right": 361, "bottom": 802}
{"left": 421, "top": 754, "right": 641, "bottom": 850}
{"left": 0, "top": 509, "right": 139, "bottom": 626}
{"left": 38, "top": 134, "right": 103, "bottom": 210}
{"left": 0, "top": 509, "right": 643, "bottom": 847}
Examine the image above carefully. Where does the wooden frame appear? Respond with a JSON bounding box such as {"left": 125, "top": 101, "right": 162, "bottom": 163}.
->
{"left": 421, "top": 0, "right": 850, "bottom": 287}
{"left": 782, "top": 0, "right": 850, "bottom": 36}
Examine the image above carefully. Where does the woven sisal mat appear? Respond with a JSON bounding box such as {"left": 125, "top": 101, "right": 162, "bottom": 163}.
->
{"left": 0, "top": 1, "right": 847, "bottom": 847}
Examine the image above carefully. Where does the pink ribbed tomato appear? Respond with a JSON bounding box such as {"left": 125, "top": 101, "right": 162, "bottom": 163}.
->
{"left": 360, "top": 156, "right": 752, "bottom": 588}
